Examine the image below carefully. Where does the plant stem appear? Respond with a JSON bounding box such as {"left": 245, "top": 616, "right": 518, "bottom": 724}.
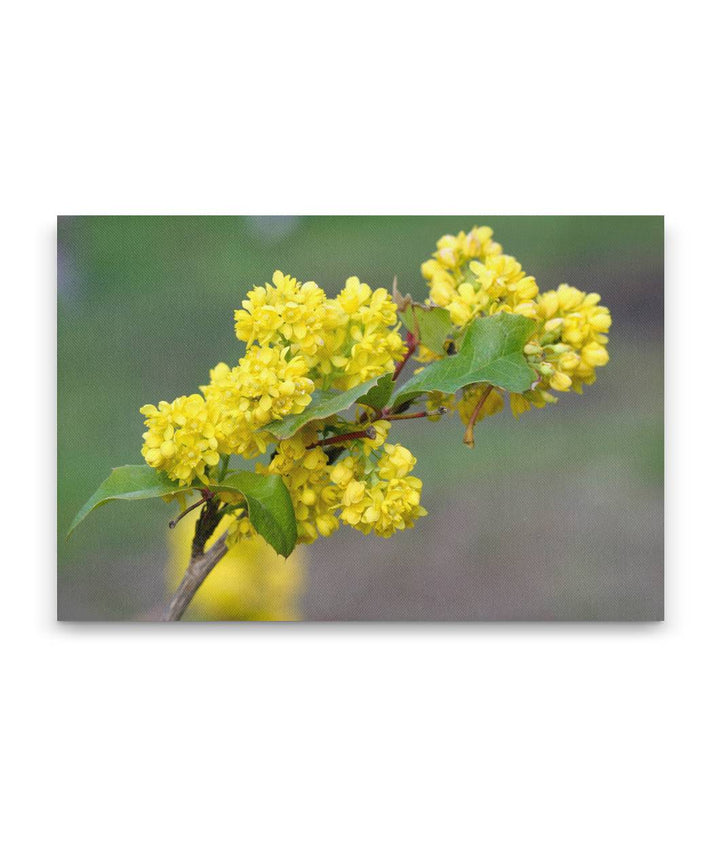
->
{"left": 384, "top": 407, "right": 447, "bottom": 422}
{"left": 163, "top": 534, "right": 229, "bottom": 621}
{"left": 307, "top": 426, "right": 377, "bottom": 449}
{"left": 163, "top": 493, "right": 227, "bottom": 621}
{"left": 463, "top": 385, "right": 494, "bottom": 449}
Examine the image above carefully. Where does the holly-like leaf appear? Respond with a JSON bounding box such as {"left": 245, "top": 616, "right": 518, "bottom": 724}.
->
{"left": 391, "top": 313, "right": 537, "bottom": 408}
{"left": 399, "top": 304, "right": 454, "bottom": 355}
{"left": 210, "top": 471, "right": 296, "bottom": 557}
{"left": 66, "top": 465, "right": 187, "bottom": 538}
{"left": 266, "top": 375, "right": 390, "bottom": 440}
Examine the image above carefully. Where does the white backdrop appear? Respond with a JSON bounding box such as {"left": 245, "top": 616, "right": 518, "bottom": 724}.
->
{"left": 3, "top": 1, "right": 716, "bottom": 853}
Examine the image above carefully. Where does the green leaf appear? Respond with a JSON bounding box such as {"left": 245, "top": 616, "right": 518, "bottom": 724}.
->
{"left": 267, "top": 375, "right": 389, "bottom": 440}
{"left": 355, "top": 372, "right": 394, "bottom": 413}
{"left": 68, "top": 464, "right": 298, "bottom": 558}
{"left": 399, "top": 304, "right": 454, "bottom": 355}
{"left": 210, "top": 471, "right": 296, "bottom": 557}
{"left": 66, "top": 465, "right": 187, "bottom": 538}
{"left": 391, "top": 313, "right": 537, "bottom": 408}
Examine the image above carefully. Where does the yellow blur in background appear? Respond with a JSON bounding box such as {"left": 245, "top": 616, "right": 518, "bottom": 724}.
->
{"left": 166, "top": 510, "right": 305, "bottom": 621}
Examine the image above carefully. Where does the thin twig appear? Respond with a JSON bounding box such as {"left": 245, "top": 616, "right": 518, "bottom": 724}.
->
{"left": 384, "top": 407, "right": 447, "bottom": 422}
{"left": 168, "top": 495, "right": 206, "bottom": 529}
{"left": 392, "top": 332, "right": 418, "bottom": 381}
{"left": 306, "top": 426, "right": 376, "bottom": 449}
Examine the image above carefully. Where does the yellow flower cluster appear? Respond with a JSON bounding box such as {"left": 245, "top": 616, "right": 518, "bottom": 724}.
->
{"left": 422, "top": 228, "right": 538, "bottom": 329}
{"left": 260, "top": 425, "right": 341, "bottom": 544}
{"left": 254, "top": 420, "right": 425, "bottom": 542}
{"left": 420, "top": 227, "right": 611, "bottom": 421}
{"left": 535, "top": 284, "right": 611, "bottom": 390}
{"left": 506, "top": 284, "right": 611, "bottom": 416}
{"left": 140, "top": 395, "right": 220, "bottom": 486}
{"left": 234, "top": 270, "right": 406, "bottom": 390}
{"left": 330, "top": 442, "right": 426, "bottom": 538}
{"left": 142, "top": 345, "right": 314, "bottom": 477}
{"left": 140, "top": 264, "right": 425, "bottom": 553}
{"left": 234, "top": 271, "right": 332, "bottom": 355}
{"left": 200, "top": 345, "right": 314, "bottom": 458}
{"left": 166, "top": 509, "right": 305, "bottom": 620}
{"left": 421, "top": 225, "right": 503, "bottom": 301}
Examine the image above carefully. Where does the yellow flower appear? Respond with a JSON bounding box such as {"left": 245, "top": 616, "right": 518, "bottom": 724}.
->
{"left": 166, "top": 509, "right": 305, "bottom": 621}
{"left": 329, "top": 455, "right": 360, "bottom": 488}
{"left": 509, "top": 392, "right": 532, "bottom": 417}
{"left": 140, "top": 394, "right": 220, "bottom": 486}
{"left": 548, "top": 370, "right": 573, "bottom": 392}
{"left": 341, "top": 479, "right": 367, "bottom": 516}
{"left": 336, "top": 276, "right": 373, "bottom": 315}
{"left": 508, "top": 388, "right": 557, "bottom": 418}
{"left": 469, "top": 255, "right": 539, "bottom": 314}
{"left": 377, "top": 443, "right": 416, "bottom": 479}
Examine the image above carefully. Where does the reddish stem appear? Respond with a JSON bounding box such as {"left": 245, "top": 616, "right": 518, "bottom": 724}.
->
{"left": 384, "top": 407, "right": 448, "bottom": 422}
{"left": 168, "top": 487, "right": 216, "bottom": 529}
{"left": 169, "top": 495, "right": 207, "bottom": 529}
{"left": 392, "top": 332, "right": 418, "bottom": 381}
{"left": 463, "top": 385, "right": 494, "bottom": 449}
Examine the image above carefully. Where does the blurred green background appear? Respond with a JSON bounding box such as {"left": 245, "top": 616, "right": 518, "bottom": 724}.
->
{"left": 58, "top": 216, "right": 663, "bottom": 620}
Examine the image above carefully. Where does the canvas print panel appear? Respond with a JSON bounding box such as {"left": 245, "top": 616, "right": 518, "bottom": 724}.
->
{"left": 58, "top": 216, "right": 663, "bottom": 620}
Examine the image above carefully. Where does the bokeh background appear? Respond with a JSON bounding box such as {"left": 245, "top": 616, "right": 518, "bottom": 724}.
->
{"left": 57, "top": 216, "right": 663, "bottom": 620}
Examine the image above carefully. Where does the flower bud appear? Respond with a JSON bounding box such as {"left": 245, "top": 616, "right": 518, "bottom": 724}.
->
{"left": 538, "top": 361, "right": 555, "bottom": 377}
{"left": 582, "top": 342, "right": 609, "bottom": 366}
{"left": 301, "top": 488, "right": 317, "bottom": 506}
{"left": 316, "top": 515, "right": 338, "bottom": 538}
{"left": 544, "top": 343, "right": 572, "bottom": 355}
{"left": 549, "top": 371, "right": 573, "bottom": 391}
{"left": 543, "top": 317, "right": 564, "bottom": 334}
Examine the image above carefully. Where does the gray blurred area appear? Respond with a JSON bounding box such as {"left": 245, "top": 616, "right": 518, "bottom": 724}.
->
{"left": 57, "top": 216, "right": 663, "bottom": 620}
